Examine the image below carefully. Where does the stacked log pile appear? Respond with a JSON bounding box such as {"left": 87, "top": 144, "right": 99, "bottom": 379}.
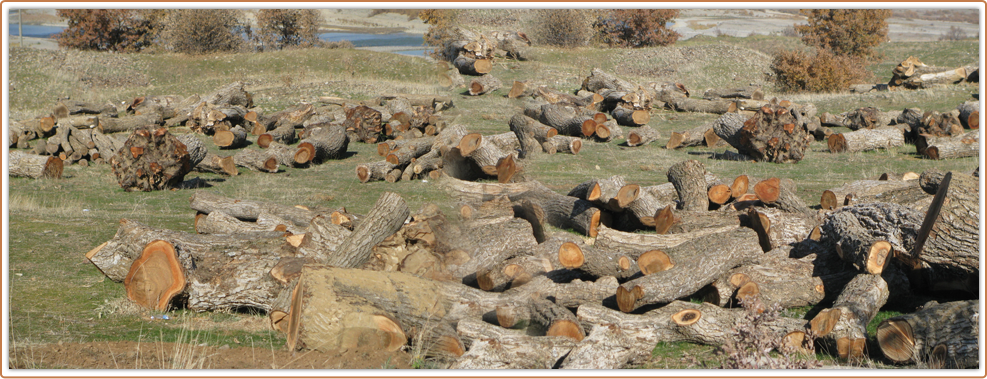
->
{"left": 888, "top": 56, "right": 978, "bottom": 90}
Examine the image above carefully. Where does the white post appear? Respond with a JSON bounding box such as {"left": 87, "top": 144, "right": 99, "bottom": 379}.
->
{"left": 18, "top": 9, "right": 23, "bottom": 47}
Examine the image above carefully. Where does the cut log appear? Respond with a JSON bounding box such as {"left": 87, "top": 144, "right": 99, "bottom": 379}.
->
{"left": 702, "top": 86, "right": 763, "bottom": 100}
{"left": 666, "top": 124, "right": 713, "bottom": 150}
{"left": 8, "top": 151, "right": 63, "bottom": 179}
{"left": 753, "top": 177, "right": 809, "bottom": 214}
{"left": 458, "top": 133, "right": 511, "bottom": 169}
{"left": 98, "top": 113, "right": 163, "bottom": 134}
{"left": 124, "top": 240, "right": 187, "bottom": 311}
{"left": 453, "top": 319, "right": 576, "bottom": 369}
{"left": 710, "top": 112, "right": 750, "bottom": 151}
{"left": 809, "top": 274, "right": 888, "bottom": 360}
{"left": 611, "top": 105, "right": 649, "bottom": 126}
{"left": 542, "top": 135, "right": 581, "bottom": 154}
{"left": 615, "top": 227, "right": 761, "bottom": 312}
{"left": 468, "top": 74, "right": 502, "bottom": 96}
{"left": 666, "top": 159, "right": 709, "bottom": 211}
{"left": 453, "top": 55, "right": 492, "bottom": 76}
{"left": 904, "top": 66, "right": 971, "bottom": 89}
{"left": 667, "top": 97, "right": 734, "bottom": 114}
{"left": 324, "top": 192, "right": 409, "bottom": 268}
{"left": 174, "top": 134, "right": 206, "bottom": 168}
{"left": 108, "top": 128, "right": 192, "bottom": 192}
{"left": 626, "top": 124, "right": 659, "bottom": 147}
{"left": 538, "top": 103, "right": 595, "bottom": 137}
{"left": 295, "top": 123, "right": 349, "bottom": 165}
{"left": 820, "top": 202, "right": 923, "bottom": 275}
{"left": 955, "top": 101, "right": 979, "bottom": 129}
{"left": 189, "top": 191, "right": 322, "bottom": 227}
{"left": 342, "top": 105, "right": 383, "bottom": 144}
{"left": 233, "top": 148, "right": 279, "bottom": 173}
{"left": 257, "top": 122, "right": 297, "bottom": 148}
{"left": 559, "top": 241, "right": 643, "bottom": 281}
{"left": 919, "top": 131, "right": 978, "bottom": 160}
{"left": 877, "top": 300, "right": 978, "bottom": 368}
{"left": 193, "top": 153, "right": 238, "bottom": 176}
{"left": 828, "top": 127, "right": 905, "bottom": 153}
{"left": 212, "top": 125, "right": 247, "bottom": 149}
{"left": 385, "top": 137, "right": 435, "bottom": 166}
{"left": 509, "top": 113, "right": 555, "bottom": 159}
{"left": 706, "top": 252, "right": 825, "bottom": 308}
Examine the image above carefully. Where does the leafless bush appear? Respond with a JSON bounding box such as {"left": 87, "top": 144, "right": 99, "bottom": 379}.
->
{"left": 159, "top": 9, "right": 249, "bottom": 55}
{"left": 527, "top": 9, "right": 596, "bottom": 48}
{"left": 781, "top": 25, "right": 799, "bottom": 37}
{"left": 939, "top": 26, "right": 968, "bottom": 41}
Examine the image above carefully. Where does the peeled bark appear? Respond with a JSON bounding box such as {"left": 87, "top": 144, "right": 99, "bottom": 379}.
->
{"left": 828, "top": 127, "right": 905, "bottom": 153}
{"left": 109, "top": 128, "right": 192, "bottom": 192}
{"left": 615, "top": 227, "right": 761, "bottom": 312}
{"left": 877, "top": 300, "right": 978, "bottom": 368}
{"left": 8, "top": 151, "right": 63, "bottom": 179}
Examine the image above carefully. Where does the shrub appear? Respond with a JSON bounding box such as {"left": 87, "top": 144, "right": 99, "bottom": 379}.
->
{"left": 159, "top": 9, "right": 249, "bottom": 55}
{"left": 796, "top": 9, "right": 892, "bottom": 61}
{"left": 770, "top": 48, "right": 874, "bottom": 93}
{"left": 528, "top": 9, "right": 596, "bottom": 48}
{"left": 53, "top": 9, "right": 163, "bottom": 52}
{"left": 939, "top": 25, "right": 968, "bottom": 41}
{"left": 594, "top": 9, "right": 680, "bottom": 48}
{"left": 254, "top": 9, "right": 323, "bottom": 50}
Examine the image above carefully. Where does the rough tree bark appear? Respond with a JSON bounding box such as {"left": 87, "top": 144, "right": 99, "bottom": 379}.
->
{"left": 8, "top": 151, "right": 63, "bottom": 179}
{"left": 109, "top": 128, "right": 192, "bottom": 192}
{"left": 877, "top": 300, "right": 978, "bottom": 368}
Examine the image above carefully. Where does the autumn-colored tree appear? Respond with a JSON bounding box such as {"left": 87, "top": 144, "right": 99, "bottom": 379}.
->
{"left": 770, "top": 48, "right": 874, "bottom": 93}
{"left": 594, "top": 9, "right": 681, "bottom": 48}
{"left": 796, "top": 9, "right": 892, "bottom": 61}
{"left": 53, "top": 9, "right": 163, "bottom": 52}
{"left": 159, "top": 9, "right": 249, "bottom": 55}
{"left": 254, "top": 9, "right": 323, "bottom": 50}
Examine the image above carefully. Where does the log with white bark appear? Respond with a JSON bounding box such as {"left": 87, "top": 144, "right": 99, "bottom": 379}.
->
{"left": 8, "top": 151, "right": 63, "bottom": 179}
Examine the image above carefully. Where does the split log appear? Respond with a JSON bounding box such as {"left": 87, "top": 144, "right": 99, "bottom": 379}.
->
{"left": 615, "top": 227, "right": 762, "bottom": 312}
{"left": 233, "top": 148, "right": 279, "bottom": 173}
{"left": 189, "top": 191, "right": 319, "bottom": 227}
{"left": 193, "top": 153, "right": 238, "bottom": 176}
{"left": 955, "top": 101, "right": 979, "bottom": 129}
{"left": 809, "top": 274, "right": 888, "bottom": 360}
{"left": 611, "top": 105, "right": 649, "bottom": 126}
{"left": 109, "top": 128, "right": 192, "bottom": 192}
{"left": 820, "top": 202, "right": 922, "bottom": 275}
{"left": 8, "top": 151, "right": 63, "bottom": 179}
{"left": 468, "top": 74, "right": 502, "bottom": 96}
{"left": 295, "top": 123, "right": 349, "bottom": 165}
{"left": 342, "top": 105, "right": 384, "bottom": 144}
{"left": 453, "top": 55, "right": 492, "bottom": 76}
{"left": 323, "top": 192, "right": 409, "bottom": 268}
{"left": 453, "top": 319, "right": 576, "bottom": 369}
{"left": 906, "top": 172, "right": 979, "bottom": 294}
{"left": 626, "top": 125, "right": 659, "bottom": 147}
{"left": 877, "top": 300, "right": 978, "bottom": 368}
{"left": 542, "top": 135, "right": 582, "bottom": 154}
{"left": 666, "top": 159, "right": 709, "bottom": 211}
{"left": 98, "top": 113, "right": 163, "bottom": 134}
{"left": 828, "top": 127, "right": 905, "bottom": 153}
{"left": 918, "top": 131, "right": 978, "bottom": 160}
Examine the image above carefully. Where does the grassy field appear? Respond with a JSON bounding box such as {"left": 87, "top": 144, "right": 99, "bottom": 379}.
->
{"left": 5, "top": 33, "right": 980, "bottom": 370}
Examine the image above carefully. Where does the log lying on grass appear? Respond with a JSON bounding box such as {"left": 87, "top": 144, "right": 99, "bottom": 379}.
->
{"left": 295, "top": 123, "right": 349, "bottom": 165}
{"left": 8, "top": 151, "right": 63, "bottom": 179}
{"left": 917, "top": 131, "right": 978, "bottom": 160}
{"left": 109, "top": 128, "right": 192, "bottom": 192}
{"left": 453, "top": 55, "right": 492, "bottom": 76}
{"left": 877, "top": 300, "right": 978, "bottom": 368}
{"left": 189, "top": 191, "right": 321, "bottom": 227}
{"left": 193, "top": 152, "right": 238, "bottom": 176}
{"left": 233, "top": 148, "right": 279, "bottom": 173}
{"left": 809, "top": 274, "right": 888, "bottom": 360}
{"left": 955, "top": 101, "right": 979, "bottom": 129}
{"left": 468, "top": 74, "right": 502, "bottom": 96}
{"left": 542, "top": 135, "right": 582, "bottom": 154}
{"left": 626, "top": 124, "right": 660, "bottom": 147}
{"left": 615, "top": 227, "right": 761, "bottom": 313}
{"left": 828, "top": 127, "right": 905, "bottom": 153}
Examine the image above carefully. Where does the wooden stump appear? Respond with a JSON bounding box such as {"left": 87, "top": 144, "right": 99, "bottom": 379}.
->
{"left": 109, "top": 128, "right": 192, "bottom": 192}
{"left": 877, "top": 300, "right": 978, "bottom": 368}
{"left": 8, "top": 151, "right": 63, "bottom": 179}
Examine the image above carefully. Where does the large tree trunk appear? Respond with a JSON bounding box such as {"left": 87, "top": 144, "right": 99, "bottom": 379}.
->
{"left": 828, "top": 127, "right": 905, "bottom": 153}
{"left": 820, "top": 202, "right": 923, "bottom": 275}
{"left": 109, "top": 128, "right": 192, "bottom": 192}
{"left": 8, "top": 151, "right": 63, "bottom": 179}
{"left": 615, "top": 227, "right": 762, "bottom": 312}
{"left": 538, "top": 103, "right": 595, "bottom": 137}
{"left": 809, "top": 274, "right": 888, "bottom": 360}
{"left": 295, "top": 123, "right": 350, "bottom": 165}
{"left": 877, "top": 300, "right": 978, "bottom": 368}
{"left": 737, "top": 104, "right": 813, "bottom": 163}
{"left": 905, "top": 172, "right": 980, "bottom": 294}
{"left": 710, "top": 111, "right": 751, "bottom": 151}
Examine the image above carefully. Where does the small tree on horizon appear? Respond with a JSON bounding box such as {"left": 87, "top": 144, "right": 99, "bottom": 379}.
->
{"left": 159, "top": 9, "right": 249, "bottom": 55}
{"left": 254, "top": 9, "right": 323, "bottom": 50}
{"left": 594, "top": 9, "right": 681, "bottom": 48}
{"left": 796, "top": 9, "right": 892, "bottom": 61}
